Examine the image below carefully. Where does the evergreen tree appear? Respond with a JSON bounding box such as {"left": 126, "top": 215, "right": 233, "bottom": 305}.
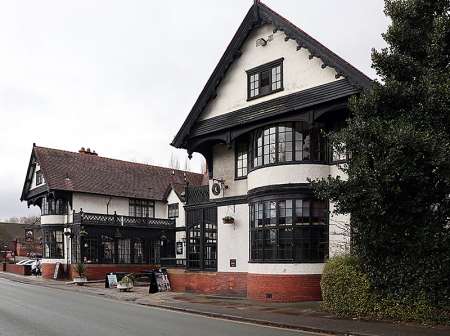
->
{"left": 313, "top": 0, "right": 450, "bottom": 308}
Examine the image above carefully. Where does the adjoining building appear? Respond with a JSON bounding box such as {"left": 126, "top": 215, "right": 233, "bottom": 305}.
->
{"left": 170, "top": 1, "right": 371, "bottom": 301}
{"left": 20, "top": 145, "right": 204, "bottom": 280}
{"left": 0, "top": 221, "right": 42, "bottom": 260}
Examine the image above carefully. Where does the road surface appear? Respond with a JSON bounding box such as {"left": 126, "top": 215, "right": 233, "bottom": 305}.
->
{"left": 0, "top": 278, "right": 316, "bottom": 336}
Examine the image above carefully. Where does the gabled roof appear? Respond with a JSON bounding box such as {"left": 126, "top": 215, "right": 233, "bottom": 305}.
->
{"left": 21, "top": 145, "right": 204, "bottom": 202}
{"left": 163, "top": 183, "right": 188, "bottom": 203}
{"left": 171, "top": 1, "right": 372, "bottom": 149}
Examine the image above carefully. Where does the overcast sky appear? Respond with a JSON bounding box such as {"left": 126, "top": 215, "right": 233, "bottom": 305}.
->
{"left": 0, "top": 0, "right": 389, "bottom": 220}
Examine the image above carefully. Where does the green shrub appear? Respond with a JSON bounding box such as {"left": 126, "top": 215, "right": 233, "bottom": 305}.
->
{"left": 321, "top": 255, "right": 450, "bottom": 325}
{"left": 321, "top": 255, "right": 374, "bottom": 317}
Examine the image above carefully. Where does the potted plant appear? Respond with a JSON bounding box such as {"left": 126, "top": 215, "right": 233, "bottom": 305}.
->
{"left": 222, "top": 216, "right": 235, "bottom": 224}
{"left": 73, "top": 262, "right": 87, "bottom": 285}
{"left": 117, "top": 274, "right": 134, "bottom": 292}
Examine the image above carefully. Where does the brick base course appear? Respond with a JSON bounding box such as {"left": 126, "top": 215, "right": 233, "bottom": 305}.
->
{"left": 168, "top": 269, "right": 321, "bottom": 302}
{"left": 247, "top": 274, "right": 322, "bottom": 302}
{"left": 42, "top": 263, "right": 159, "bottom": 280}
{"left": 73, "top": 264, "right": 159, "bottom": 280}
{"left": 168, "top": 269, "right": 247, "bottom": 297}
{"left": 5, "top": 263, "right": 31, "bottom": 276}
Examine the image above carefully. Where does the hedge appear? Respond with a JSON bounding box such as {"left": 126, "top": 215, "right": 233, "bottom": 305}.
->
{"left": 320, "top": 255, "right": 450, "bottom": 325}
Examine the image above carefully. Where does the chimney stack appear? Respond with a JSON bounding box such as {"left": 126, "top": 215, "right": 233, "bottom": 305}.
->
{"left": 79, "top": 147, "right": 98, "bottom": 156}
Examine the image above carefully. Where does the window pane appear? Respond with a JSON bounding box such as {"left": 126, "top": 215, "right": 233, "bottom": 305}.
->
{"left": 236, "top": 140, "right": 248, "bottom": 177}
{"left": 250, "top": 198, "right": 328, "bottom": 263}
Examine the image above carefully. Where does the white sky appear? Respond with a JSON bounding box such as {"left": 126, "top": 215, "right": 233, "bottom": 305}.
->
{"left": 0, "top": 0, "right": 389, "bottom": 219}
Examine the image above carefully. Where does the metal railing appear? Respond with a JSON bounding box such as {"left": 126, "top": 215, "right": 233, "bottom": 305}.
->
{"left": 73, "top": 212, "right": 175, "bottom": 228}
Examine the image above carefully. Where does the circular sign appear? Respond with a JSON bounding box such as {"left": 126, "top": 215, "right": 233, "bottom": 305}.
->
{"left": 211, "top": 182, "right": 221, "bottom": 196}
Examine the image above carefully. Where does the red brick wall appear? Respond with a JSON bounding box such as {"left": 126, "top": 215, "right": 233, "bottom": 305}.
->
{"left": 69, "top": 264, "right": 159, "bottom": 280}
{"left": 5, "top": 263, "right": 31, "bottom": 276}
{"left": 41, "top": 263, "right": 62, "bottom": 279}
{"left": 42, "top": 263, "right": 159, "bottom": 280}
{"left": 167, "top": 269, "right": 247, "bottom": 297}
{"left": 247, "top": 274, "right": 322, "bottom": 302}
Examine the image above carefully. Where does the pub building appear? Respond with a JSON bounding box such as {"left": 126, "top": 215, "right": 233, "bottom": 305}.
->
{"left": 169, "top": 1, "right": 371, "bottom": 301}
{"left": 20, "top": 145, "right": 204, "bottom": 280}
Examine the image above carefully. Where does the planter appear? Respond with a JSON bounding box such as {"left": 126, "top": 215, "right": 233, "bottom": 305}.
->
{"left": 222, "top": 217, "right": 235, "bottom": 224}
{"left": 117, "top": 283, "right": 134, "bottom": 292}
{"left": 73, "top": 277, "right": 87, "bottom": 286}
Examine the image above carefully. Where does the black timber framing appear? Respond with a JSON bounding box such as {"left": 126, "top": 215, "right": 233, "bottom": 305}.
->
{"left": 171, "top": 1, "right": 372, "bottom": 149}
{"left": 192, "top": 80, "right": 356, "bottom": 138}
{"left": 186, "top": 97, "right": 349, "bottom": 155}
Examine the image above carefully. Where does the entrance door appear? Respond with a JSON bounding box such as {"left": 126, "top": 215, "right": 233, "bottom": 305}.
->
{"left": 186, "top": 207, "right": 217, "bottom": 271}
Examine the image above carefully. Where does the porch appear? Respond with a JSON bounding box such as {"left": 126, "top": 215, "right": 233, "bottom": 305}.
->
{"left": 69, "top": 212, "right": 176, "bottom": 266}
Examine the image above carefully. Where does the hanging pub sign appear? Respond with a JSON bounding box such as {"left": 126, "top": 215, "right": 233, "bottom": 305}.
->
{"left": 25, "top": 229, "right": 33, "bottom": 242}
{"left": 176, "top": 242, "right": 183, "bottom": 255}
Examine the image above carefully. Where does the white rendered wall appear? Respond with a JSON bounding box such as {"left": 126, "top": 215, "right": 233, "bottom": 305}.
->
{"left": 329, "top": 163, "right": 351, "bottom": 256}
{"left": 167, "top": 190, "right": 185, "bottom": 228}
{"left": 247, "top": 164, "right": 331, "bottom": 191}
{"left": 72, "top": 193, "right": 129, "bottom": 215}
{"left": 154, "top": 201, "right": 167, "bottom": 219}
{"left": 41, "top": 215, "right": 69, "bottom": 225}
{"left": 200, "top": 24, "right": 341, "bottom": 121}
{"left": 211, "top": 143, "right": 248, "bottom": 198}
{"left": 217, "top": 204, "right": 249, "bottom": 273}
{"left": 167, "top": 189, "right": 187, "bottom": 260}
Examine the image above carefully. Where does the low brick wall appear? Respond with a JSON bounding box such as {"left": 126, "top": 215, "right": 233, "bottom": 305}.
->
{"left": 168, "top": 270, "right": 322, "bottom": 302}
{"left": 69, "top": 264, "right": 159, "bottom": 280}
{"left": 167, "top": 269, "right": 247, "bottom": 297}
{"left": 42, "top": 263, "right": 159, "bottom": 280}
{"left": 5, "top": 263, "right": 31, "bottom": 276}
{"left": 41, "top": 263, "right": 63, "bottom": 279}
{"left": 247, "top": 274, "right": 322, "bottom": 302}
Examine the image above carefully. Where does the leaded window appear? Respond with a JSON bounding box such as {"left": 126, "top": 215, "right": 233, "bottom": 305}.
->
{"left": 250, "top": 198, "right": 328, "bottom": 263}
{"left": 133, "top": 239, "right": 144, "bottom": 264}
{"left": 235, "top": 140, "right": 248, "bottom": 178}
{"left": 247, "top": 58, "right": 284, "bottom": 100}
{"left": 249, "top": 122, "right": 327, "bottom": 169}
{"left": 129, "top": 199, "right": 155, "bottom": 218}
{"left": 101, "top": 235, "right": 115, "bottom": 264}
{"left": 43, "top": 227, "right": 64, "bottom": 259}
{"left": 118, "top": 239, "right": 131, "bottom": 263}
{"left": 186, "top": 207, "right": 217, "bottom": 270}
{"left": 41, "top": 197, "right": 68, "bottom": 216}
{"left": 83, "top": 238, "right": 98, "bottom": 263}
{"left": 168, "top": 203, "right": 179, "bottom": 218}
{"left": 36, "top": 170, "right": 43, "bottom": 185}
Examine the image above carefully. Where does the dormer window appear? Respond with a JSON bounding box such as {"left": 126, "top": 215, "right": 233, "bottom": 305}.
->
{"left": 247, "top": 58, "right": 284, "bottom": 100}
{"left": 36, "top": 170, "right": 43, "bottom": 185}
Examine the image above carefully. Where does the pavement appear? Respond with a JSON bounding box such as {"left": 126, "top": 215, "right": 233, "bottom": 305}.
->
{"left": 0, "top": 277, "right": 310, "bottom": 336}
{"left": 1, "top": 271, "right": 449, "bottom": 336}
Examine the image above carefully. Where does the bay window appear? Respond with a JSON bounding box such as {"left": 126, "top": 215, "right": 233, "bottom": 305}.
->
{"left": 41, "top": 197, "right": 68, "bottom": 216}
{"left": 43, "top": 227, "right": 64, "bottom": 259}
{"left": 250, "top": 198, "right": 328, "bottom": 263}
{"left": 249, "top": 122, "right": 327, "bottom": 170}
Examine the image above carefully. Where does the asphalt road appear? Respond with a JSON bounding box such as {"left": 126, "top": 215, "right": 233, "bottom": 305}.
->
{"left": 0, "top": 278, "right": 316, "bottom": 336}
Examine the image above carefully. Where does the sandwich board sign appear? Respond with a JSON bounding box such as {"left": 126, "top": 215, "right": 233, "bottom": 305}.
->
{"left": 107, "top": 274, "right": 118, "bottom": 288}
{"left": 53, "top": 262, "right": 61, "bottom": 280}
